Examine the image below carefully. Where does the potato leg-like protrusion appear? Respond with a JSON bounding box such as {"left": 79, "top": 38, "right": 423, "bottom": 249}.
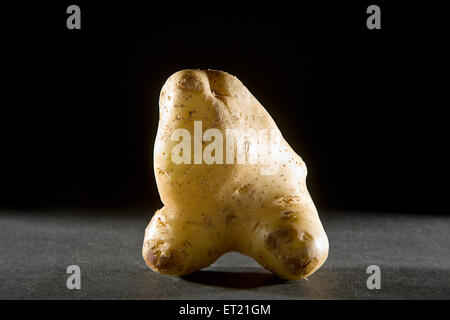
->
{"left": 143, "top": 207, "right": 226, "bottom": 275}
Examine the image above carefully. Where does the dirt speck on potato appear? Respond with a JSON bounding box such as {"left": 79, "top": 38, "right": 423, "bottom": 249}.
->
{"left": 143, "top": 239, "right": 184, "bottom": 273}
{"left": 303, "top": 232, "right": 313, "bottom": 241}
{"left": 278, "top": 195, "right": 301, "bottom": 206}
{"left": 285, "top": 256, "right": 319, "bottom": 277}
{"left": 264, "top": 227, "right": 298, "bottom": 253}
{"left": 284, "top": 256, "right": 310, "bottom": 276}
{"left": 251, "top": 221, "right": 261, "bottom": 233}
{"left": 238, "top": 184, "right": 251, "bottom": 194}
{"left": 148, "top": 251, "right": 179, "bottom": 272}
{"left": 225, "top": 213, "right": 237, "bottom": 225}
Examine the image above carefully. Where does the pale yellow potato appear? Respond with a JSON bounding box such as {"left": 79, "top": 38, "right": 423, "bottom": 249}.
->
{"left": 142, "top": 69, "right": 329, "bottom": 280}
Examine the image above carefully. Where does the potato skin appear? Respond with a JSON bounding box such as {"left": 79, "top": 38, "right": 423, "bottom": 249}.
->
{"left": 143, "top": 69, "right": 328, "bottom": 280}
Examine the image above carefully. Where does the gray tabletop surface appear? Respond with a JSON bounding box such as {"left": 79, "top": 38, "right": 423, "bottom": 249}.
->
{"left": 1, "top": 209, "right": 449, "bottom": 299}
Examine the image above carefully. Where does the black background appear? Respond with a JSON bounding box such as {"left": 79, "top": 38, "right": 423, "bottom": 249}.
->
{"left": 1, "top": 1, "right": 448, "bottom": 213}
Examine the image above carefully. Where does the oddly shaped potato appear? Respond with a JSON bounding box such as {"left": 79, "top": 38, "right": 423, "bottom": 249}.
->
{"left": 143, "top": 69, "right": 328, "bottom": 280}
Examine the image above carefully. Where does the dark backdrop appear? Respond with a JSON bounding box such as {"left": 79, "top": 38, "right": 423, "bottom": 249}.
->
{"left": 1, "top": 1, "right": 448, "bottom": 213}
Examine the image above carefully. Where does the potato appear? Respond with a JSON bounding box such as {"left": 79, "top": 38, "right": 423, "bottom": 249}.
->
{"left": 142, "top": 69, "right": 328, "bottom": 280}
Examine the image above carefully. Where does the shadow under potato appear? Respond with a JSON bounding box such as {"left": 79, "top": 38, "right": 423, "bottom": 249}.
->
{"left": 181, "top": 270, "right": 287, "bottom": 289}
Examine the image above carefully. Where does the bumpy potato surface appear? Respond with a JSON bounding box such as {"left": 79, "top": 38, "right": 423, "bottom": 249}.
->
{"left": 143, "top": 70, "right": 328, "bottom": 280}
